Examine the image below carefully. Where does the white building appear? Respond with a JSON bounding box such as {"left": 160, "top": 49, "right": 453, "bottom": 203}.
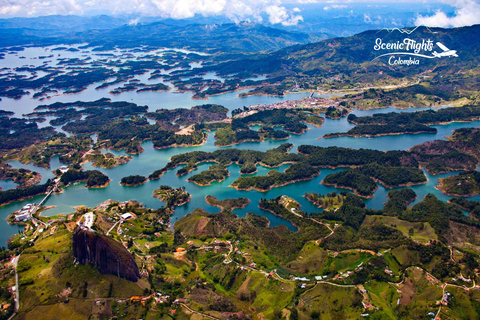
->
{"left": 120, "top": 212, "right": 133, "bottom": 220}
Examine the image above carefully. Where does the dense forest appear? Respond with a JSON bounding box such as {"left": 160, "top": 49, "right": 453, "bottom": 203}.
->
{"left": 437, "top": 171, "right": 480, "bottom": 196}
{"left": 0, "top": 180, "right": 53, "bottom": 206}
{"left": 232, "top": 163, "right": 319, "bottom": 191}
{"left": 60, "top": 169, "right": 109, "bottom": 188}
{"left": 187, "top": 164, "right": 229, "bottom": 186}
{"left": 153, "top": 185, "right": 190, "bottom": 208}
{"left": 120, "top": 175, "right": 147, "bottom": 186}
{"left": 148, "top": 144, "right": 300, "bottom": 180}
{"left": 327, "top": 104, "right": 480, "bottom": 138}
{"left": 322, "top": 164, "right": 426, "bottom": 197}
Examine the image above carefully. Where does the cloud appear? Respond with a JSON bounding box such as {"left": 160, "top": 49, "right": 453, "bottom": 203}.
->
{"left": 0, "top": 0, "right": 303, "bottom": 26}
{"left": 415, "top": 0, "right": 480, "bottom": 27}
{"left": 323, "top": 4, "right": 347, "bottom": 11}
{"left": 0, "top": 5, "right": 20, "bottom": 15}
{"left": 265, "top": 5, "right": 303, "bottom": 26}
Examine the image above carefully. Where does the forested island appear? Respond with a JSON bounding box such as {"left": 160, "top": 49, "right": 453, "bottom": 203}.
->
{"left": 205, "top": 195, "right": 250, "bottom": 211}
{"left": 305, "top": 192, "right": 347, "bottom": 211}
{"left": 212, "top": 109, "right": 323, "bottom": 146}
{"left": 148, "top": 143, "right": 300, "bottom": 180}
{"left": 0, "top": 164, "right": 41, "bottom": 189}
{"left": 148, "top": 131, "right": 480, "bottom": 195}
{"left": 120, "top": 175, "right": 147, "bottom": 187}
{"left": 321, "top": 164, "right": 427, "bottom": 198}
{"left": 82, "top": 150, "right": 132, "bottom": 169}
{"left": 325, "top": 104, "right": 480, "bottom": 138}
{"left": 437, "top": 171, "right": 480, "bottom": 197}
{"left": 152, "top": 185, "right": 191, "bottom": 207}
{"left": 232, "top": 163, "right": 319, "bottom": 191}
{"left": 187, "top": 164, "right": 229, "bottom": 186}
{"left": 60, "top": 169, "right": 110, "bottom": 188}
{"left": 0, "top": 180, "right": 53, "bottom": 206}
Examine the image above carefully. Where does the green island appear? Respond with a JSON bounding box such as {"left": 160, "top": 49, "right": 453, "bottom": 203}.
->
{"left": 325, "top": 104, "right": 480, "bottom": 138}
{"left": 232, "top": 163, "right": 319, "bottom": 191}
{"left": 321, "top": 164, "right": 427, "bottom": 198}
{"left": 205, "top": 195, "right": 250, "bottom": 211}
{"left": 0, "top": 180, "right": 53, "bottom": 206}
{"left": 213, "top": 109, "right": 323, "bottom": 146}
{"left": 437, "top": 171, "right": 480, "bottom": 197}
{"left": 60, "top": 169, "right": 110, "bottom": 188}
{"left": 153, "top": 185, "right": 191, "bottom": 208}
{"left": 120, "top": 175, "right": 147, "bottom": 187}
{"left": 82, "top": 149, "right": 132, "bottom": 169}
{"left": 0, "top": 164, "right": 41, "bottom": 189}
{"left": 149, "top": 134, "right": 480, "bottom": 194}
{"left": 187, "top": 164, "right": 229, "bottom": 186}
{"left": 305, "top": 191, "right": 347, "bottom": 211}
{"left": 148, "top": 143, "right": 300, "bottom": 180}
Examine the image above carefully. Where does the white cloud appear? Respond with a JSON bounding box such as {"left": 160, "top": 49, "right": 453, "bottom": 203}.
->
{"left": 265, "top": 4, "right": 303, "bottom": 26}
{"left": 415, "top": 0, "right": 480, "bottom": 27}
{"left": 0, "top": 0, "right": 303, "bottom": 26}
{"left": 323, "top": 4, "right": 347, "bottom": 11}
{"left": 0, "top": 5, "right": 21, "bottom": 15}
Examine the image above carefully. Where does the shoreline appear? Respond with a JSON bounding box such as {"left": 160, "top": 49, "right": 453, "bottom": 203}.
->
{"left": 320, "top": 181, "right": 375, "bottom": 199}
{"left": 371, "top": 177, "right": 427, "bottom": 190}
{"left": 120, "top": 180, "right": 147, "bottom": 187}
{"left": 188, "top": 170, "right": 230, "bottom": 186}
{"left": 86, "top": 180, "right": 111, "bottom": 189}
{"left": 258, "top": 205, "right": 301, "bottom": 230}
{"left": 153, "top": 135, "right": 208, "bottom": 150}
{"left": 230, "top": 173, "right": 320, "bottom": 192}
{"left": 435, "top": 183, "right": 480, "bottom": 198}
{"left": 205, "top": 196, "right": 250, "bottom": 211}
{"left": 322, "top": 130, "right": 437, "bottom": 139}
{"left": 153, "top": 191, "right": 192, "bottom": 207}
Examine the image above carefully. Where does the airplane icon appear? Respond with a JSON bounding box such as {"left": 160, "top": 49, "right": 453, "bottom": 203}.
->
{"left": 433, "top": 42, "right": 458, "bottom": 58}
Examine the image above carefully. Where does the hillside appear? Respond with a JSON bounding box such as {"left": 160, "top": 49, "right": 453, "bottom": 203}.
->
{"left": 208, "top": 24, "right": 480, "bottom": 77}
{"left": 0, "top": 21, "right": 323, "bottom": 53}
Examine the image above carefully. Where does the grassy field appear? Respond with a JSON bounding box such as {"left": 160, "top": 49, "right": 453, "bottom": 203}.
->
{"left": 297, "top": 283, "right": 363, "bottom": 319}
{"left": 242, "top": 272, "right": 295, "bottom": 318}
{"left": 16, "top": 225, "right": 144, "bottom": 319}
{"left": 285, "top": 242, "right": 330, "bottom": 275}
{"left": 364, "top": 281, "right": 400, "bottom": 319}
{"left": 396, "top": 268, "right": 442, "bottom": 316}
{"left": 362, "top": 215, "right": 437, "bottom": 244}
{"left": 321, "top": 251, "right": 373, "bottom": 275}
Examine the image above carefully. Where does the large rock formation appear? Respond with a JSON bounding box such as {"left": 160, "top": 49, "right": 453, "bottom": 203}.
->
{"left": 72, "top": 228, "right": 140, "bottom": 282}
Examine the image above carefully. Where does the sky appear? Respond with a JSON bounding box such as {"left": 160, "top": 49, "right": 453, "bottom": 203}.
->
{"left": 0, "top": 0, "right": 479, "bottom": 28}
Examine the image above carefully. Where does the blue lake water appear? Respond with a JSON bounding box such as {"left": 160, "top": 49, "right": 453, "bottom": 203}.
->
{"left": 0, "top": 46, "right": 479, "bottom": 245}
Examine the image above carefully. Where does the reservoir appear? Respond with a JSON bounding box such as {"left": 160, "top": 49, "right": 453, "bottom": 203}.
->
{"left": 0, "top": 46, "right": 479, "bottom": 246}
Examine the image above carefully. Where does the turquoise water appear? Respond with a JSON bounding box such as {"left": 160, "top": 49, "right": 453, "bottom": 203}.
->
{"left": 0, "top": 113, "right": 479, "bottom": 246}
{"left": 1, "top": 46, "right": 480, "bottom": 245}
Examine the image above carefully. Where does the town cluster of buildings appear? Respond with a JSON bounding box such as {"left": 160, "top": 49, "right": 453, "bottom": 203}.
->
{"left": 233, "top": 96, "right": 340, "bottom": 119}
{"left": 14, "top": 204, "right": 35, "bottom": 222}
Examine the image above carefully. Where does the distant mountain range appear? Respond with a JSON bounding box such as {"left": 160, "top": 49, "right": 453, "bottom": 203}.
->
{"left": 207, "top": 24, "right": 480, "bottom": 78}
{"left": 0, "top": 17, "right": 330, "bottom": 53}
{"left": 0, "top": 15, "right": 127, "bottom": 32}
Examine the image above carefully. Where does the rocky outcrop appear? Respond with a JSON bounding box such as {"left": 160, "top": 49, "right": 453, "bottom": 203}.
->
{"left": 72, "top": 228, "right": 140, "bottom": 282}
